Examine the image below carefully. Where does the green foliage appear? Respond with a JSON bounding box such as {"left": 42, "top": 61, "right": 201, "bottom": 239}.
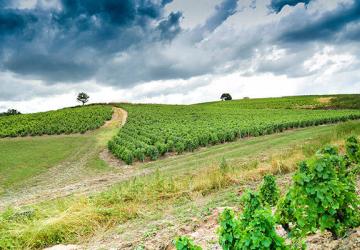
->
{"left": 0, "top": 105, "right": 113, "bottom": 137}
{"left": 109, "top": 97, "right": 360, "bottom": 163}
{"left": 277, "top": 141, "right": 360, "bottom": 237}
{"left": 239, "top": 190, "right": 263, "bottom": 229}
{"left": 275, "top": 191, "right": 294, "bottom": 233}
{"left": 236, "top": 209, "right": 288, "bottom": 250}
{"left": 174, "top": 236, "right": 202, "bottom": 250}
{"left": 218, "top": 191, "right": 287, "bottom": 250}
{"left": 218, "top": 208, "right": 240, "bottom": 250}
{"left": 109, "top": 97, "right": 360, "bottom": 162}
{"left": 221, "top": 93, "right": 232, "bottom": 101}
{"left": 259, "top": 175, "right": 280, "bottom": 207}
{"left": 345, "top": 136, "right": 360, "bottom": 164}
{"left": 0, "top": 109, "right": 21, "bottom": 117}
{"left": 329, "top": 94, "right": 360, "bottom": 109}
{"left": 77, "top": 92, "right": 90, "bottom": 105}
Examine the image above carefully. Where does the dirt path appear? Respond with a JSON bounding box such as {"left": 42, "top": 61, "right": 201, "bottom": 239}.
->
{"left": 0, "top": 107, "right": 134, "bottom": 210}
{"left": 103, "top": 107, "right": 127, "bottom": 128}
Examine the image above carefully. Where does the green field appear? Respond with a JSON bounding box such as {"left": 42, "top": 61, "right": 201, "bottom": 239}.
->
{"left": 0, "top": 105, "right": 113, "bottom": 137}
{"left": 1, "top": 120, "right": 359, "bottom": 249}
{"left": 109, "top": 95, "right": 360, "bottom": 164}
{"left": 0, "top": 136, "right": 91, "bottom": 191}
{"left": 0, "top": 95, "right": 359, "bottom": 249}
{"left": 197, "top": 94, "right": 360, "bottom": 109}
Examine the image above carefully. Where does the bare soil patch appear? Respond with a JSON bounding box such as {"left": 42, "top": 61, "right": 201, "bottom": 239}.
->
{"left": 103, "top": 107, "right": 127, "bottom": 128}
{"left": 318, "top": 97, "right": 333, "bottom": 104}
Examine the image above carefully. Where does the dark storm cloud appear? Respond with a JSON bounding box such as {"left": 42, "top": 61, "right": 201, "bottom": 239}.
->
{"left": 269, "top": 0, "right": 312, "bottom": 13}
{"left": 280, "top": 1, "right": 360, "bottom": 42}
{"left": 0, "top": 9, "right": 37, "bottom": 37}
{"left": 4, "top": 53, "right": 96, "bottom": 83}
{"left": 0, "top": 0, "right": 181, "bottom": 83}
{"left": 203, "top": 0, "right": 238, "bottom": 32}
{"left": 186, "top": 0, "right": 239, "bottom": 44}
{"left": 157, "top": 11, "right": 182, "bottom": 40}
{"left": 1, "top": 0, "right": 360, "bottom": 105}
{"left": 0, "top": 0, "right": 7, "bottom": 8}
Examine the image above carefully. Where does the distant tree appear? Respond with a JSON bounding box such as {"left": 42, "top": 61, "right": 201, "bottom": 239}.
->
{"left": 221, "top": 93, "right": 232, "bottom": 101}
{"left": 0, "top": 109, "right": 21, "bottom": 116}
{"left": 77, "top": 92, "right": 90, "bottom": 105}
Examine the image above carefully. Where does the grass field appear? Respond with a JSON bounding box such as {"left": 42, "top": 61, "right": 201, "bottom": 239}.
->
{"left": 0, "top": 95, "right": 359, "bottom": 249}
{"left": 0, "top": 108, "right": 125, "bottom": 196}
{"left": 1, "top": 120, "right": 359, "bottom": 249}
{"left": 0, "top": 136, "right": 91, "bottom": 192}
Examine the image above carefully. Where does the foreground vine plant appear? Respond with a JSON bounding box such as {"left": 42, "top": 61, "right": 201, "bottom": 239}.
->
{"left": 175, "top": 137, "right": 360, "bottom": 249}
{"left": 276, "top": 137, "right": 360, "bottom": 237}
{"left": 217, "top": 191, "right": 288, "bottom": 250}
{"left": 259, "top": 174, "right": 280, "bottom": 207}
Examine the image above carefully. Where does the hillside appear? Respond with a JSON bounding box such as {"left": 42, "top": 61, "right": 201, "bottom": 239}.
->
{"left": 0, "top": 105, "right": 113, "bottom": 137}
{"left": 109, "top": 95, "right": 360, "bottom": 164}
{"left": 0, "top": 95, "right": 359, "bottom": 250}
{"left": 197, "top": 94, "right": 360, "bottom": 109}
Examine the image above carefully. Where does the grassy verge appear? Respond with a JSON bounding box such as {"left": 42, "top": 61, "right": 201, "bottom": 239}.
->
{"left": 0, "top": 136, "right": 91, "bottom": 192}
{"left": 0, "top": 108, "right": 122, "bottom": 194}
{"left": 0, "top": 121, "right": 359, "bottom": 249}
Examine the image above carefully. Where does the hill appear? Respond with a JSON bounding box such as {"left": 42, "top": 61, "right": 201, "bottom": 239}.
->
{"left": 0, "top": 94, "right": 359, "bottom": 249}
{"left": 0, "top": 105, "right": 113, "bottom": 137}
{"left": 109, "top": 95, "right": 360, "bottom": 164}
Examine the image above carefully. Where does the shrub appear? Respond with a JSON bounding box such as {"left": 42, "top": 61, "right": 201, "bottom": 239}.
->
{"left": 259, "top": 175, "right": 280, "bottom": 207}
{"left": 275, "top": 191, "right": 295, "bottom": 233}
{"left": 174, "top": 236, "right": 202, "bottom": 250}
{"left": 121, "top": 149, "right": 134, "bottom": 165}
{"left": 146, "top": 146, "right": 159, "bottom": 160}
{"left": 345, "top": 136, "right": 359, "bottom": 164}
{"left": 218, "top": 191, "right": 287, "bottom": 250}
{"left": 218, "top": 208, "right": 240, "bottom": 250}
{"left": 134, "top": 148, "right": 146, "bottom": 162}
{"left": 175, "top": 141, "right": 186, "bottom": 154}
{"left": 239, "top": 190, "right": 263, "bottom": 229}
{"left": 277, "top": 143, "right": 360, "bottom": 237}
{"left": 237, "top": 209, "right": 288, "bottom": 250}
{"left": 155, "top": 142, "right": 167, "bottom": 156}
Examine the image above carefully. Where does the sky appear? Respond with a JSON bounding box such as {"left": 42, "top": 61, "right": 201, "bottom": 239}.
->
{"left": 0, "top": 0, "right": 359, "bottom": 113}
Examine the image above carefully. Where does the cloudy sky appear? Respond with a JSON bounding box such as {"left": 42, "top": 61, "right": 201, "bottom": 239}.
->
{"left": 0, "top": 0, "right": 359, "bottom": 112}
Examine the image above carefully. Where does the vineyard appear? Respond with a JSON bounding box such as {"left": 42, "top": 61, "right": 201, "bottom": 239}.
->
{"left": 109, "top": 98, "right": 360, "bottom": 164}
{"left": 196, "top": 94, "right": 360, "bottom": 109}
{"left": 0, "top": 119, "right": 358, "bottom": 249}
{"left": 0, "top": 105, "right": 113, "bottom": 137}
{"left": 175, "top": 136, "right": 360, "bottom": 249}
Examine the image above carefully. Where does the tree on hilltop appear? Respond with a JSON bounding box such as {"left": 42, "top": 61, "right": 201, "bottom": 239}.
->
{"left": 77, "top": 92, "right": 90, "bottom": 106}
{"left": 221, "top": 93, "right": 232, "bottom": 101}
{"left": 0, "top": 109, "right": 21, "bottom": 116}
